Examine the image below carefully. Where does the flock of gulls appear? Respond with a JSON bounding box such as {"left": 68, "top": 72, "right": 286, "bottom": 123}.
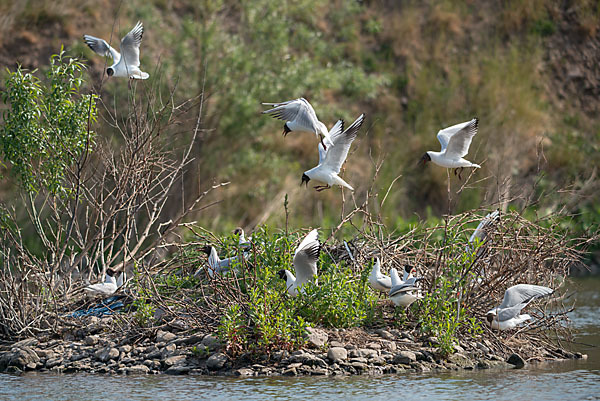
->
{"left": 81, "top": 22, "right": 554, "bottom": 331}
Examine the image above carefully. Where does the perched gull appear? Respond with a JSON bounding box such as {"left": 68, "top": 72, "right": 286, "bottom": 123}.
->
{"left": 262, "top": 98, "right": 333, "bottom": 149}
{"left": 419, "top": 118, "right": 480, "bottom": 179}
{"left": 277, "top": 229, "right": 320, "bottom": 296}
{"left": 486, "top": 284, "right": 554, "bottom": 330}
{"left": 389, "top": 267, "right": 423, "bottom": 307}
{"left": 195, "top": 245, "right": 245, "bottom": 278}
{"left": 233, "top": 227, "right": 251, "bottom": 249}
{"left": 84, "top": 269, "right": 118, "bottom": 296}
{"left": 368, "top": 257, "right": 392, "bottom": 293}
{"left": 467, "top": 209, "right": 500, "bottom": 253}
{"left": 83, "top": 21, "right": 149, "bottom": 80}
{"left": 301, "top": 114, "right": 365, "bottom": 192}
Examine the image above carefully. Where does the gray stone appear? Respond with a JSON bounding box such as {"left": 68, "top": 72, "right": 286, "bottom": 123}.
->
{"left": 45, "top": 357, "right": 63, "bottom": 368}
{"left": 165, "top": 365, "right": 190, "bottom": 375}
{"left": 156, "top": 330, "right": 177, "bottom": 343}
{"left": 311, "top": 367, "right": 329, "bottom": 375}
{"left": 393, "top": 351, "right": 417, "bottom": 365}
{"left": 507, "top": 353, "right": 526, "bottom": 369}
{"left": 206, "top": 352, "right": 227, "bottom": 370}
{"left": 13, "top": 338, "right": 39, "bottom": 348}
{"left": 94, "top": 347, "right": 120, "bottom": 362}
{"left": 329, "top": 341, "right": 344, "bottom": 348}
{"left": 34, "top": 349, "right": 55, "bottom": 359}
{"left": 306, "top": 327, "right": 328, "bottom": 348}
{"left": 375, "top": 329, "right": 394, "bottom": 340}
{"left": 84, "top": 335, "right": 99, "bottom": 346}
{"left": 235, "top": 368, "right": 254, "bottom": 376}
{"left": 163, "top": 355, "right": 186, "bottom": 367}
{"left": 161, "top": 343, "right": 177, "bottom": 358}
{"left": 0, "top": 346, "right": 40, "bottom": 371}
{"left": 366, "top": 342, "right": 381, "bottom": 350}
{"left": 119, "top": 345, "right": 132, "bottom": 354}
{"left": 174, "top": 335, "right": 204, "bottom": 346}
{"left": 202, "top": 334, "right": 222, "bottom": 351}
{"left": 127, "top": 364, "right": 150, "bottom": 374}
{"left": 447, "top": 353, "right": 474, "bottom": 369}
{"left": 327, "top": 347, "right": 348, "bottom": 363}
{"left": 70, "top": 353, "right": 86, "bottom": 362}
{"left": 369, "top": 356, "right": 386, "bottom": 366}
{"left": 358, "top": 348, "right": 378, "bottom": 358}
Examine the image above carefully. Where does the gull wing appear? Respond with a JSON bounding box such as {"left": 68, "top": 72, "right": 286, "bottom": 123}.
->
{"left": 293, "top": 229, "right": 319, "bottom": 284}
{"left": 120, "top": 21, "right": 144, "bottom": 69}
{"left": 436, "top": 118, "right": 478, "bottom": 155}
{"left": 323, "top": 113, "right": 364, "bottom": 174}
{"left": 499, "top": 284, "right": 553, "bottom": 309}
{"left": 389, "top": 284, "right": 420, "bottom": 297}
{"left": 318, "top": 120, "right": 344, "bottom": 164}
{"left": 469, "top": 209, "right": 500, "bottom": 243}
{"left": 262, "top": 98, "right": 319, "bottom": 132}
{"left": 83, "top": 35, "right": 121, "bottom": 63}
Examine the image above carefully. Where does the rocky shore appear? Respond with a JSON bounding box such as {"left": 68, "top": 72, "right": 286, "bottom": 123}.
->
{"left": 0, "top": 316, "right": 586, "bottom": 377}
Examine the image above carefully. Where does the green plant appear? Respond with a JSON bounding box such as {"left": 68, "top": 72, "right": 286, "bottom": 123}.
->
{"left": 0, "top": 48, "right": 97, "bottom": 196}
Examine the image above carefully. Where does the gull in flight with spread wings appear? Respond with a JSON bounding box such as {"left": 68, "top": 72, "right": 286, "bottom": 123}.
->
{"left": 419, "top": 118, "right": 480, "bottom": 180}
{"left": 278, "top": 229, "right": 320, "bottom": 297}
{"left": 301, "top": 113, "right": 365, "bottom": 192}
{"left": 83, "top": 21, "right": 149, "bottom": 80}
{"left": 262, "top": 98, "right": 333, "bottom": 149}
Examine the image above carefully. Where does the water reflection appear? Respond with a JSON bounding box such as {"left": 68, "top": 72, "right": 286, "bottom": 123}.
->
{"left": 0, "top": 278, "right": 598, "bottom": 401}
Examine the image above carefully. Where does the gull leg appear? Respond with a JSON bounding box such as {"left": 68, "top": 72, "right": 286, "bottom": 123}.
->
{"left": 457, "top": 167, "right": 464, "bottom": 180}
{"left": 314, "top": 185, "right": 331, "bottom": 192}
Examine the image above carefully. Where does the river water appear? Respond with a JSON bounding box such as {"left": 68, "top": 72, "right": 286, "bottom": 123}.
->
{"left": 1, "top": 278, "right": 598, "bottom": 401}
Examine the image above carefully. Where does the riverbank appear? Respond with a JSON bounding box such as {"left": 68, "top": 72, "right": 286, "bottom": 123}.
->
{"left": 0, "top": 315, "right": 585, "bottom": 377}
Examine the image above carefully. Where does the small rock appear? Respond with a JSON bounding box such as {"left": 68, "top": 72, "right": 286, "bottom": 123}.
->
{"left": 119, "top": 345, "right": 132, "bottom": 354}
{"left": 174, "top": 335, "right": 204, "bottom": 346}
{"left": 327, "top": 347, "right": 348, "bottom": 363}
{"left": 165, "top": 365, "right": 190, "bottom": 375}
{"left": 94, "top": 347, "right": 120, "bottom": 362}
{"left": 329, "top": 341, "right": 344, "bottom": 348}
{"left": 475, "top": 342, "right": 490, "bottom": 354}
{"left": 448, "top": 353, "right": 474, "bottom": 369}
{"left": 393, "top": 351, "right": 417, "bottom": 365}
{"left": 13, "top": 338, "right": 39, "bottom": 348}
{"left": 161, "top": 344, "right": 177, "bottom": 358}
{"left": 163, "top": 355, "right": 186, "bottom": 367}
{"left": 235, "top": 368, "right": 254, "bottom": 376}
{"left": 45, "top": 357, "right": 63, "bottom": 369}
{"left": 156, "top": 330, "right": 177, "bottom": 343}
{"left": 84, "top": 336, "right": 99, "bottom": 346}
{"left": 375, "top": 329, "right": 394, "bottom": 340}
{"left": 507, "top": 353, "right": 525, "bottom": 369}
{"left": 201, "top": 334, "right": 221, "bottom": 351}
{"left": 311, "top": 367, "right": 328, "bottom": 375}
{"left": 358, "top": 348, "right": 378, "bottom": 358}
{"left": 366, "top": 342, "right": 381, "bottom": 350}
{"left": 206, "top": 353, "right": 227, "bottom": 370}
{"left": 127, "top": 365, "right": 150, "bottom": 374}
{"left": 306, "top": 327, "right": 328, "bottom": 348}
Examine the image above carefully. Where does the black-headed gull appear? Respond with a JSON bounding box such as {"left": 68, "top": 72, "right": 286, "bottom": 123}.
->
{"left": 84, "top": 269, "right": 118, "bottom": 296}
{"left": 233, "top": 227, "right": 251, "bottom": 249}
{"left": 420, "top": 118, "right": 480, "bottom": 179}
{"left": 368, "top": 257, "right": 392, "bottom": 293}
{"left": 262, "top": 98, "right": 333, "bottom": 149}
{"left": 301, "top": 114, "right": 365, "bottom": 192}
{"left": 84, "top": 21, "right": 149, "bottom": 80}
{"left": 388, "top": 267, "right": 423, "bottom": 307}
{"left": 195, "top": 245, "right": 245, "bottom": 277}
{"left": 277, "top": 229, "right": 320, "bottom": 296}
{"left": 486, "top": 284, "right": 554, "bottom": 330}
{"left": 116, "top": 271, "right": 127, "bottom": 288}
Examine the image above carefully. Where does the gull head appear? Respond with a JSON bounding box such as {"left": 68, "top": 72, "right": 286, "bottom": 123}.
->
{"left": 301, "top": 173, "right": 310, "bottom": 187}
{"left": 485, "top": 312, "right": 496, "bottom": 326}
{"left": 277, "top": 269, "right": 287, "bottom": 280}
{"left": 419, "top": 152, "right": 431, "bottom": 166}
{"left": 404, "top": 265, "right": 416, "bottom": 275}
{"left": 106, "top": 67, "right": 115, "bottom": 77}
{"left": 201, "top": 245, "right": 212, "bottom": 255}
{"left": 232, "top": 227, "right": 244, "bottom": 236}
{"left": 282, "top": 123, "right": 292, "bottom": 137}
{"left": 106, "top": 268, "right": 117, "bottom": 277}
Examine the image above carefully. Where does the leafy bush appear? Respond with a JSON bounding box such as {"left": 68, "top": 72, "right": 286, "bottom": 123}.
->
{"left": 0, "top": 49, "right": 97, "bottom": 196}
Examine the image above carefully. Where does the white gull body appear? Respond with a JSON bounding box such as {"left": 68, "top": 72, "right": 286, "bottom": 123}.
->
{"left": 486, "top": 284, "right": 554, "bottom": 330}
{"left": 278, "top": 229, "right": 320, "bottom": 296}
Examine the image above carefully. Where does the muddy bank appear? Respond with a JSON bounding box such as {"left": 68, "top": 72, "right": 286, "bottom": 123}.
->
{"left": 0, "top": 316, "right": 585, "bottom": 377}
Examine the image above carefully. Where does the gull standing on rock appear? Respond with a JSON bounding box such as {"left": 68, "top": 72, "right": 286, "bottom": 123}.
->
{"left": 262, "top": 98, "right": 333, "bottom": 149}
{"left": 277, "top": 229, "right": 320, "bottom": 296}
{"left": 84, "top": 269, "right": 118, "bottom": 296}
{"left": 389, "top": 267, "right": 423, "bottom": 307}
{"left": 301, "top": 114, "right": 365, "bottom": 192}
{"left": 419, "top": 118, "right": 480, "bottom": 180}
{"left": 83, "top": 21, "right": 149, "bottom": 80}
{"left": 486, "top": 284, "right": 554, "bottom": 330}
{"left": 368, "top": 257, "right": 392, "bottom": 293}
